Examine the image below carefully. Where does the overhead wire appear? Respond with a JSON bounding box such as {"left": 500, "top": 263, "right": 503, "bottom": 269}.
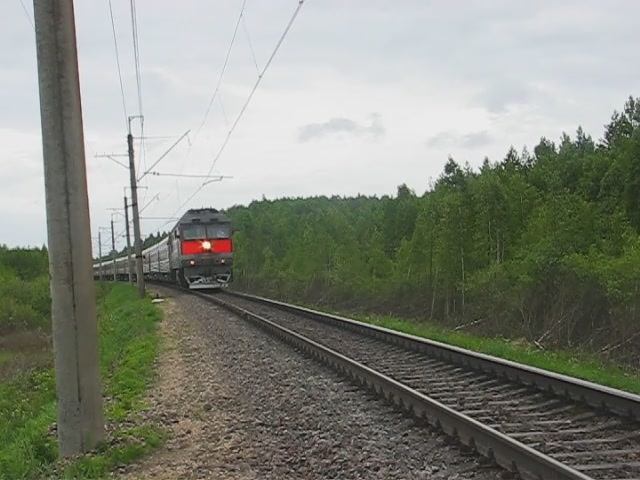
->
{"left": 193, "top": 0, "right": 247, "bottom": 142}
{"left": 205, "top": 0, "right": 305, "bottom": 177}
{"left": 128, "top": 0, "right": 146, "bottom": 174}
{"left": 135, "top": 135, "right": 181, "bottom": 140}
{"left": 17, "top": 0, "right": 34, "bottom": 29}
{"left": 107, "top": 0, "right": 128, "bottom": 128}
{"left": 241, "top": 11, "right": 260, "bottom": 74}
{"left": 129, "top": 0, "right": 144, "bottom": 123}
{"left": 128, "top": 0, "right": 149, "bottom": 210}
{"left": 172, "top": 0, "right": 247, "bottom": 214}
{"left": 170, "top": 0, "right": 306, "bottom": 218}
{"left": 139, "top": 130, "right": 191, "bottom": 181}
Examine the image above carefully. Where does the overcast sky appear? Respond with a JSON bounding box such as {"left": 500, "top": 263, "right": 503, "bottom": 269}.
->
{"left": 1, "top": 1, "right": 639, "bottom": 249}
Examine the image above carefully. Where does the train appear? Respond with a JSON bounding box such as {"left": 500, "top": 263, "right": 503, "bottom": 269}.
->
{"left": 93, "top": 208, "right": 233, "bottom": 289}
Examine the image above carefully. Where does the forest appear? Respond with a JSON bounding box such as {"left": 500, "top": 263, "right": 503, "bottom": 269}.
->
{"left": 228, "top": 97, "right": 640, "bottom": 366}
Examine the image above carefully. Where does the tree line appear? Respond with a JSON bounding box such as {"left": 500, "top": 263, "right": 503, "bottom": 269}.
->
{"left": 228, "top": 97, "right": 640, "bottom": 366}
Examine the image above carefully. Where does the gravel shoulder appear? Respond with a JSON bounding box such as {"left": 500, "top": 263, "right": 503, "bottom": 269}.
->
{"left": 116, "top": 287, "right": 510, "bottom": 479}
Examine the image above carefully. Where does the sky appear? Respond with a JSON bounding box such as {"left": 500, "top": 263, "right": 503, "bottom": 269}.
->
{"left": 1, "top": 0, "right": 639, "bottom": 249}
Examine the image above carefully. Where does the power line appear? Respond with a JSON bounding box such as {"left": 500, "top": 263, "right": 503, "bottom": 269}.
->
{"left": 18, "top": 0, "right": 34, "bottom": 29}
{"left": 128, "top": 0, "right": 147, "bottom": 176}
{"left": 149, "top": 172, "right": 233, "bottom": 179}
{"left": 241, "top": 10, "right": 260, "bottom": 74}
{"left": 171, "top": 0, "right": 306, "bottom": 218}
{"left": 128, "top": 0, "right": 144, "bottom": 120}
{"left": 139, "top": 130, "right": 191, "bottom": 181}
{"left": 205, "top": 0, "right": 305, "bottom": 176}
{"left": 174, "top": 0, "right": 247, "bottom": 205}
{"left": 95, "top": 153, "right": 129, "bottom": 169}
{"left": 107, "top": 0, "right": 128, "bottom": 128}
{"left": 134, "top": 135, "right": 181, "bottom": 140}
{"left": 112, "top": 193, "right": 160, "bottom": 240}
{"left": 170, "top": 183, "right": 208, "bottom": 219}
{"left": 193, "top": 0, "right": 247, "bottom": 142}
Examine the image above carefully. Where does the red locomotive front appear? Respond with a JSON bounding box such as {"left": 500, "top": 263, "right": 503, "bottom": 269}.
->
{"left": 172, "top": 209, "right": 233, "bottom": 289}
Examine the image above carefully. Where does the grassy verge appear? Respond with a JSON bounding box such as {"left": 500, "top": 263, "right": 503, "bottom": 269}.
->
{"left": 0, "top": 370, "right": 57, "bottom": 479}
{"left": 352, "top": 312, "right": 640, "bottom": 395}
{"left": 0, "top": 351, "right": 10, "bottom": 366}
{"left": 0, "top": 283, "right": 163, "bottom": 479}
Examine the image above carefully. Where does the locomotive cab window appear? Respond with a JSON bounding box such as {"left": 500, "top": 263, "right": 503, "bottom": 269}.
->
{"left": 207, "top": 224, "right": 231, "bottom": 238}
{"left": 181, "top": 223, "right": 232, "bottom": 239}
{"left": 181, "top": 225, "right": 207, "bottom": 240}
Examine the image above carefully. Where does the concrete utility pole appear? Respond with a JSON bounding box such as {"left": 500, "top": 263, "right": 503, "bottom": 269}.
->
{"left": 98, "top": 231, "right": 104, "bottom": 281}
{"left": 110, "top": 218, "right": 116, "bottom": 281}
{"left": 33, "top": 0, "right": 104, "bottom": 456}
{"left": 128, "top": 126, "right": 145, "bottom": 297}
{"left": 124, "top": 195, "right": 134, "bottom": 284}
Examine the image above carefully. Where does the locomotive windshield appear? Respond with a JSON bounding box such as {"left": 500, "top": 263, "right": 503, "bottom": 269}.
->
{"left": 207, "top": 224, "right": 232, "bottom": 238}
{"left": 182, "top": 223, "right": 231, "bottom": 240}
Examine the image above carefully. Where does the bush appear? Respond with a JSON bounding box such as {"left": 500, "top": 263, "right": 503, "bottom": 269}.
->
{"left": 0, "top": 284, "right": 162, "bottom": 479}
{"left": 0, "top": 247, "right": 50, "bottom": 333}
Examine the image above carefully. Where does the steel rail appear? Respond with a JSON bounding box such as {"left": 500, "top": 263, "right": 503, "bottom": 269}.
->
{"left": 226, "top": 291, "right": 640, "bottom": 421}
{"left": 194, "top": 291, "right": 592, "bottom": 480}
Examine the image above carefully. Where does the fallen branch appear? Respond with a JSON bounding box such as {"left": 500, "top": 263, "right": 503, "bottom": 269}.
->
{"left": 533, "top": 339, "right": 545, "bottom": 350}
{"left": 600, "top": 330, "right": 640, "bottom": 354}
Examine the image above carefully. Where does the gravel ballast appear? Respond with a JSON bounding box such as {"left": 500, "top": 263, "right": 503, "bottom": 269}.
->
{"left": 119, "top": 287, "right": 511, "bottom": 479}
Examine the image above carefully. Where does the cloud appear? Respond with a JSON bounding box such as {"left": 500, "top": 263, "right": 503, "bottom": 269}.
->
{"left": 427, "top": 130, "right": 493, "bottom": 148}
{"left": 460, "top": 130, "right": 493, "bottom": 148}
{"left": 474, "top": 80, "right": 532, "bottom": 113}
{"left": 426, "top": 131, "right": 455, "bottom": 147}
{"left": 297, "top": 114, "right": 385, "bottom": 142}
{"left": 2, "top": 1, "right": 640, "bottom": 247}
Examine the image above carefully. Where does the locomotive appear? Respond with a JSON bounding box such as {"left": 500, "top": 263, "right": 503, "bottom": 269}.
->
{"left": 93, "top": 208, "right": 233, "bottom": 289}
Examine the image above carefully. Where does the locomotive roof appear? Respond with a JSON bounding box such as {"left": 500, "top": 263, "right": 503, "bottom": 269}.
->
{"left": 177, "top": 208, "right": 230, "bottom": 226}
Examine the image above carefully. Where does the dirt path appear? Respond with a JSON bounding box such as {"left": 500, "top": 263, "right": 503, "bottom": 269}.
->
{"left": 118, "top": 294, "right": 256, "bottom": 480}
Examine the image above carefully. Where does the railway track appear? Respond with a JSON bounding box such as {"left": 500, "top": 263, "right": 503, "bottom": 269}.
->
{"left": 193, "top": 290, "right": 640, "bottom": 480}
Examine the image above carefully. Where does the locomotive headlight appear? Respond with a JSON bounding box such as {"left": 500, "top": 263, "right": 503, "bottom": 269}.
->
{"left": 201, "top": 240, "right": 212, "bottom": 250}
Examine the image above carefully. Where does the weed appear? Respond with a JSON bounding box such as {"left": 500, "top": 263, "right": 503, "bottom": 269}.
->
{"left": 355, "top": 313, "right": 640, "bottom": 395}
{"left": 0, "top": 284, "right": 162, "bottom": 479}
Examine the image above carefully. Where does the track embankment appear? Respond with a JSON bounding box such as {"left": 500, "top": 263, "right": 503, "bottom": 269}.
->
{"left": 208, "top": 291, "right": 640, "bottom": 480}
{"left": 120, "top": 286, "right": 505, "bottom": 479}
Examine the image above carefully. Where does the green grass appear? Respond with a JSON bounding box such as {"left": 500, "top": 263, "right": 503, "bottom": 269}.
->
{"left": 0, "top": 370, "right": 57, "bottom": 479}
{"left": 0, "top": 283, "right": 163, "bottom": 480}
{"left": 61, "top": 425, "right": 163, "bottom": 479}
{"left": 98, "top": 284, "right": 162, "bottom": 422}
{"left": 0, "top": 352, "right": 10, "bottom": 367}
{"left": 352, "top": 312, "right": 640, "bottom": 395}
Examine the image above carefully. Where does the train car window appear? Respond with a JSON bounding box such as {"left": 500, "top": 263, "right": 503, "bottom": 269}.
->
{"left": 207, "top": 224, "right": 232, "bottom": 238}
{"left": 182, "top": 225, "right": 207, "bottom": 239}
